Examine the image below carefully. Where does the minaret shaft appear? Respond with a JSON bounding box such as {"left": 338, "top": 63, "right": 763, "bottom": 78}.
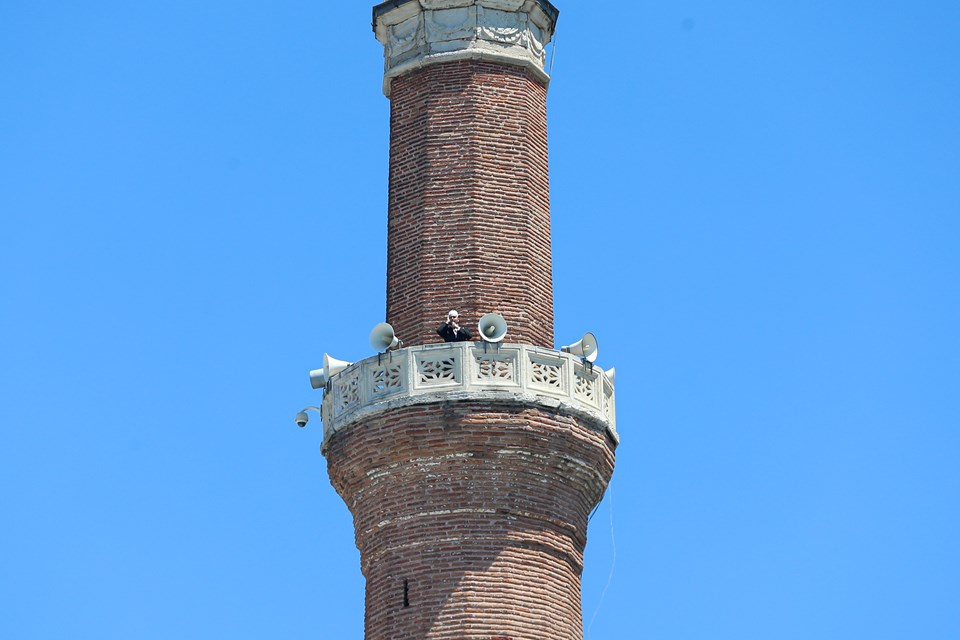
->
{"left": 320, "top": 4, "right": 617, "bottom": 639}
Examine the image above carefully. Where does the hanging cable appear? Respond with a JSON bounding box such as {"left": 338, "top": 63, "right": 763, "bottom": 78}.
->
{"left": 586, "top": 480, "right": 617, "bottom": 640}
{"left": 549, "top": 33, "right": 558, "bottom": 77}
{"left": 588, "top": 493, "right": 604, "bottom": 523}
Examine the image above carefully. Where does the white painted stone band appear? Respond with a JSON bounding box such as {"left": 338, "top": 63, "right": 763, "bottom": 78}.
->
{"left": 373, "top": 0, "right": 559, "bottom": 96}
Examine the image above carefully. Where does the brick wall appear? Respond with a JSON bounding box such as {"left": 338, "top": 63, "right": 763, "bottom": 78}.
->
{"left": 326, "top": 402, "right": 616, "bottom": 640}
{"left": 385, "top": 60, "right": 554, "bottom": 348}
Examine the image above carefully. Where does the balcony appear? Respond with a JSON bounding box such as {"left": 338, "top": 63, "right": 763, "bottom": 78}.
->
{"left": 320, "top": 341, "right": 617, "bottom": 451}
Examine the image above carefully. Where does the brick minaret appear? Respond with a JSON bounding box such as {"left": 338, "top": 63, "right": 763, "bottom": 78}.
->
{"left": 316, "top": 2, "right": 618, "bottom": 639}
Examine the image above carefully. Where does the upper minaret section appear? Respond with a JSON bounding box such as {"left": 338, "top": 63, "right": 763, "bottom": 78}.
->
{"left": 373, "top": 0, "right": 559, "bottom": 97}
{"left": 374, "top": 0, "right": 559, "bottom": 348}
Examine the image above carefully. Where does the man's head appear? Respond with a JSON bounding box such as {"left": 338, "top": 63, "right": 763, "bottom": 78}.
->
{"left": 448, "top": 310, "right": 459, "bottom": 323}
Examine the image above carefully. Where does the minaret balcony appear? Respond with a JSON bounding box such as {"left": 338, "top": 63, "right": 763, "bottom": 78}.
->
{"left": 319, "top": 341, "right": 616, "bottom": 453}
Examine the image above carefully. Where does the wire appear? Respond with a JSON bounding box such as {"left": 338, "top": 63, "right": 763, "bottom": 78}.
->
{"left": 588, "top": 493, "right": 604, "bottom": 523}
{"left": 549, "top": 34, "right": 558, "bottom": 76}
{"left": 586, "top": 480, "right": 617, "bottom": 640}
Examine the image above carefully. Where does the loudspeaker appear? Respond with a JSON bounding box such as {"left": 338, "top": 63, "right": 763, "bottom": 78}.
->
{"left": 561, "top": 332, "right": 599, "bottom": 363}
{"left": 308, "top": 353, "right": 353, "bottom": 389}
{"left": 604, "top": 367, "right": 616, "bottom": 385}
{"left": 477, "top": 313, "right": 508, "bottom": 343}
{"left": 309, "top": 367, "right": 327, "bottom": 390}
{"left": 324, "top": 353, "right": 352, "bottom": 378}
{"left": 370, "top": 322, "right": 402, "bottom": 352}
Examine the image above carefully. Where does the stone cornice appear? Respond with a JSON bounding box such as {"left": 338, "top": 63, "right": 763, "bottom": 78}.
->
{"left": 371, "top": 0, "right": 560, "bottom": 96}
{"left": 373, "top": 0, "right": 559, "bottom": 27}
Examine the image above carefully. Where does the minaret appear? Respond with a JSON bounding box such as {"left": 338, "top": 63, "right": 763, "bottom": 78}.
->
{"left": 316, "top": 2, "right": 618, "bottom": 639}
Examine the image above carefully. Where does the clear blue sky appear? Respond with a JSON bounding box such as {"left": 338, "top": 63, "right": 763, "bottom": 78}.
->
{"left": 2, "top": 2, "right": 958, "bottom": 638}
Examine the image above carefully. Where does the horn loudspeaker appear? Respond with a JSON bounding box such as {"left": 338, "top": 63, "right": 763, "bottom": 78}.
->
{"left": 477, "top": 313, "right": 508, "bottom": 343}
{"left": 308, "top": 367, "right": 327, "bottom": 390}
{"left": 561, "top": 332, "right": 599, "bottom": 363}
{"left": 309, "top": 353, "right": 352, "bottom": 389}
{"left": 370, "top": 322, "right": 401, "bottom": 351}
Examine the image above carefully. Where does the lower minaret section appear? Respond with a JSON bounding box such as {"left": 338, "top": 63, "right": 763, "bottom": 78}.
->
{"left": 321, "top": 342, "right": 617, "bottom": 640}
{"left": 328, "top": 402, "right": 614, "bottom": 640}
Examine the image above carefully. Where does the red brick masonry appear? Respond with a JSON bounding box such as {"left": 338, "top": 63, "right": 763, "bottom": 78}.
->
{"left": 385, "top": 61, "right": 555, "bottom": 348}
{"left": 327, "top": 402, "right": 616, "bottom": 640}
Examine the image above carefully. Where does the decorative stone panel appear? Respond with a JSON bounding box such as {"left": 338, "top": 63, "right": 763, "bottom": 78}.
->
{"left": 335, "top": 369, "right": 362, "bottom": 417}
{"left": 373, "top": 0, "right": 559, "bottom": 96}
{"left": 473, "top": 350, "right": 519, "bottom": 385}
{"left": 415, "top": 352, "right": 461, "bottom": 387}
{"left": 528, "top": 351, "right": 565, "bottom": 392}
{"left": 370, "top": 360, "right": 405, "bottom": 397}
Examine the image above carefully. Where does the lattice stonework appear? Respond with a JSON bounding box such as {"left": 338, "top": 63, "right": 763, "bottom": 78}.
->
{"left": 320, "top": 344, "right": 616, "bottom": 443}
{"left": 371, "top": 364, "right": 403, "bottom": 396}
{"left": 530, "top": 359, "right": 563, "bottom": 390}
{"left": 418, "top": 357, "right": 458, "bottom": 384}
{"left": 475, "top": 356, "right": 515, "bottom": 382}
{"left": 337, "top": 373, "right": 361, "bottom": 414}
{"left": 575, "top": 372, "right": 596, "bottom": 403}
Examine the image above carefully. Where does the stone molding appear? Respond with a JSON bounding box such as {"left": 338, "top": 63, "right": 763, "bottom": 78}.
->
{"left": 372, "top": 0, "right": 559, "bottom": 96}
{"left": 320, "top": 341, "right": 617, "bottom": 452}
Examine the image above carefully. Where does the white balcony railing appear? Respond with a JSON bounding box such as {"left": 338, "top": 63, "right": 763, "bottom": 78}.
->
{"left": 320, "top": 342, "right": 616, "bottom": 450}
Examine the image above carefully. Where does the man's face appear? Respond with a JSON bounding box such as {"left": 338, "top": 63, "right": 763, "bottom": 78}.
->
{"left": 449, "top": 314, "right": 458, "bottom": 323}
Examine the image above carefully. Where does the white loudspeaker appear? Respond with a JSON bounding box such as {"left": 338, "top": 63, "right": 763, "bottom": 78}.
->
{"left": 324, "top": 353, "right": 352, "bottom": 378}
{"left": 370, "top": 322, "right": 402, "bottom": 352}
{"left": 308, "top": 354, "right": 352, "bottom": 389}
{"left": 561, "top": 332, "right": 599, "bottom": 363}
{"left": 477, "top": 313, "right": 508, "bottom": 343}
{"left": 604, "top": 367, "right": 616, "bottom": 385}
{"left": 308, "top": 367, "right": 327, "bottom": 389}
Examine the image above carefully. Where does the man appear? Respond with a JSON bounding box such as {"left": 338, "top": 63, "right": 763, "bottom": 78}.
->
{"left": 437, "top": 310, "right": 473, "bottom": 342}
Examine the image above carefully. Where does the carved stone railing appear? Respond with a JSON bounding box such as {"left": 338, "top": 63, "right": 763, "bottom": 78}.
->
{"left": 320, "top": 342, "right": 616, "bottom": 451}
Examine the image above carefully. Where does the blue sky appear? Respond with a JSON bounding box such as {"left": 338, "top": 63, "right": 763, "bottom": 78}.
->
{"left": 2, "top": 1, "right": 958, "bottom": 638}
